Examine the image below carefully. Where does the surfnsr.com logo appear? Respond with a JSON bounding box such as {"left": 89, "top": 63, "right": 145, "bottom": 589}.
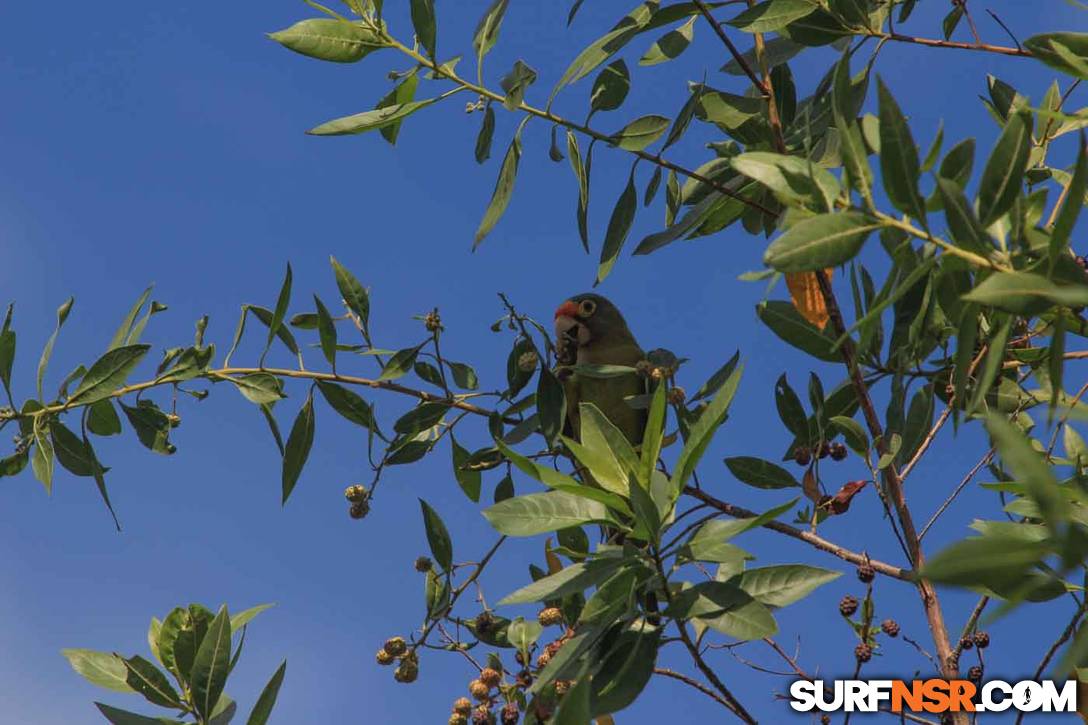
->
{"left": 789, "top": 679, "right": 1077, "bottom": 714}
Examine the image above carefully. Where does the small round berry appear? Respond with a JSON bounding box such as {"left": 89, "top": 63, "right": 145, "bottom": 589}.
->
{"left": 535, "top": 652, "right": 551, "bottom": 669}
{"left": 819, "top": 442, "right": 831, "bottom": 459}
{"left": 554, "top": 680, "right": 573, "bottom": 696}
{"left": 344, "top": 484, "right": 368, "bottom": 502}
{"left": 959, "top": 636, "right": 974, "bottom": 651}
{"left": 967, "top": 665, "right": 983, "bottom": 682}
{"left": 383, "top": 636, "right": 408, "bottom": 657}
{"left": 857, "top": 563, "right": 876, "bottom": 583}
{"left": 349, "top": 500, "right": 370, "bottom": 519}
{"left": 650, "top": 366, "right": 665, "bottom": 381}
{"left": 820, "top": 716, "right": 830, "bottom": 725}
{"left": 538, "top": 607, "right": 564, "bottom": 627}
{"left": 839, "top": 595, "right": 859, "bottom": 617}
{"left": 424, "top": 310, "right": 443, "bottom": 333}
{"left": 449, "top": 715, "right": 469, "bottom": 725}
{"left": 855, "top": 643, "right": 872, "bottom": 663}
{"left": 479, "top": 668, "right": 501, "bottom": 688}
{"left": 414, "top": 556, "right": 433, "bottom": 573}
{"left": 394, "top": 659, "right": 418, "bottom": 683}
{"left": 881, "top": 619, "right": 900, "bottom": 638}
{"left": 469, "top": 679, "right": 491, "bottom": 701}
{"left": 471, "top": 706, "right": 494, "bottom": 725}
{"left": 453, "top": 698, "right": 473, "bottom": 716}
{"left": 794, "top": 447, "right": 812, "bottom": 466}
{"left": 375, "top": 649, "right": 395, "bottom": 666}
{"left": 973, "top": 631, "right": 990, "bottom": 649}
{"left": 667, "top": 387, "right": 687, "bottom": 406}
{"left": 500, "top": 702, "right": 520, "bottom": 725}
{"left": 635, "top": 360, "right": 653, "bottom": 377}
{"left": 830, "top": 442, "right": 848, "bottom": 461}
{"left": 515, "top": 670, "right": 533, "bottom": 688}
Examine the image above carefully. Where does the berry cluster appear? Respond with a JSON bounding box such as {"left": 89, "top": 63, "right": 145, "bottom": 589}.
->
{"left": 794, "top": 441, "right": 848, "bottom": 466}
{"left": 345, "top": 484, "right": 370, "bottom": 519}
{"left": 375, "top": 637, "right": 418, "bottom": 683}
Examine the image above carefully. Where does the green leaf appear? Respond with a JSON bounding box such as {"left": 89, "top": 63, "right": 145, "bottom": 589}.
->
{"left": 500, "top": 59, "right": 537, "bottom": 111}
{"left": 120, "top": 400, "right": 175, "bottom": 455}
{"left": 830, "top": 415, "right": 868, "bottom": 454}
{"left": 450, "top": 435, "right": 482, "bottom": 502}
{"left": 88, "top": 399, "right": 122, "bottom": 436}
{"left": 736, "top": 565, "right": 841, "bottom": 607}
{"left": 728, "top": 0, "right": 818, "bottom": 33}
{"left": 725, "top": 456, "right": 799, "bottom": 489}
{"left": 379, "top": 345, "right": 423, "bottom": 381}
{"left": 122, "top": 655, "right": 183, "bottom": 708}
{"left": 419, "top": 499, "right": 454, "bottom": 571}
{"left": 62, "top": 649, "right": 134, "bottom": 693}
{"left": 922, "top": 535, "right": 1050, "bottom": 588}
{"left": 483, "top": 491, "right": 613, "bottom": 537}
{"left": 246, "top": 660, "right": 287, "bottom": 725}
{"left": 316, "top": 380, "right": 377, "bottom": 432}
{"left": 597, "top": 168, "right": 638, "bottom": 283}
{"left": 475, "top": 103, "right": 495, "bottom": 163}
{"left": 37, "top": 297, "right": 73, "bottom": 400}
{"left": 448, "top": 361, "right": 479, "bottom": 390}
{"left": 937, "top": 177, "right": 990, "bottom": 255}
{"left": 394, "top": 401, "right": 448, "bottom": 435}
{"left": 230, "top": 373, "right": 286, "bottom": 406}
{"left": 732, "top": 152, "right": 840, "bottom": 212}
{"left": 67, "top": 341, "right": 150, "bottom": 402}
{"left": 500, "top": 558, "right": 624, "bottom": 604}
{"left": 330, "top": 257, "right": 370, "bottom": 330}
{"left": 268, "top": 18, "right": 387, "bottom": 63}
{"left": 308, "top": 98, "right": 439, "bottom": 136}
{"left": 473, "top": 0, "right": 509, "bottom": 68}
{"left": 231, "top": 603, "right": 274, "bottom": 631}
{"left": 260, "top": 264, "right": 292, "bottom": 368}
{"left": 640, "top": 16, "right": 695, "bottom": 66}
{"left": 978, "top": 110, "right": 1032, "bottom": 227}
{"left": 409, "top": 0, "right": 437, "bottom": 58}
{"left": 1024, "top": 33, "right": 1088, "bottom": 81}
{"left": 190, "top": 606, "right": 231, "bottom": 720}
{"left": 899, "top": 386, "right": 935, "bottom": 464}
{"left": 877, "top": 78, "right": 925, "bottom": 222}
{"left": 51, "top": 421, "right": 98, "bottom": 477}
{"left": 962, "top": 271, "right": 1088, "bottom": 314}
{"left": 591, "top": 59, "right": 630, "bottom": 113}
{"left": 107, "top": 287, "right": 152, "bottom": 352}
{"left": 611, "top": 114, "right": 669, "bottom": 151}
{"left": 0, "top": 329, "right": 14, "bottom": 398}
{"left": 774, "top": 374, "right": 808, "bottom": 439}
{"left": 94, "top": 703, "right": 183, "bottom": 725}
{"left": 673, "top": 363, "right": 743, "bottom": 493}
{"left": 536, "top": 366, "right": 566, "bottom": 446}
{"left": 1051, "top": 132, "right": 1087, "bottom": 273}
{"left": 756, "top": 301, "right": 838, "bottom": 362}
{"left": 764, "top": 212, "right": 879, "bottom": 272}
{"left": 376, "top": 69, "right": 419, "bottom": 145}
{"left": 985, "top": 413, "right": 1067, "bottom": 533}
{"left": 475, "top": 123, "right": 523, "bottom": 246}
{"left": 590, "top": 624, "right": 659, "bottom": 716}
{"left": 282, "top": 391, "right": 315, "bottom": 505}
{"left": 566, "top": 131, "right": 591, "bottom": 251}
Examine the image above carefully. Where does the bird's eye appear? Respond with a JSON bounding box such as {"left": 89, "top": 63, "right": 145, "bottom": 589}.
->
{"left": 579, "top": 299, "right": 597, "bottom": 317}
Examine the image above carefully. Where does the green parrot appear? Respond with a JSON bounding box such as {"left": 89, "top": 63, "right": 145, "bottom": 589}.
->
{"left": 553, "top": 293, "right": 647, "bottom": 448}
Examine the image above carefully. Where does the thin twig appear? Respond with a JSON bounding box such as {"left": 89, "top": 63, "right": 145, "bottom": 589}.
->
{"left": 865, "top": 30, "right": 1030, "bottom": 57}
{"left": 654, "top": 667, "right": 735, "bottom": 709}
{"left": 691, "top": 0, "right": 766, "bottom": 94}
{"left": 918, "top": 449, "right": 994, "bottom": 541}
{"left": 985, "top": 9, "right": 1021, "bottom": 51}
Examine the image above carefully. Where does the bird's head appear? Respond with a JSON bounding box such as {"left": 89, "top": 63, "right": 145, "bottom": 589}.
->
{"left": 554, "top": 293, "right": 638, "bottom": 364}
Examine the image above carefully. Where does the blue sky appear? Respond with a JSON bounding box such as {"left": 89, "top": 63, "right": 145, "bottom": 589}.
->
{"left": 0, "top": 1, "right": 1085, "bottom": 722}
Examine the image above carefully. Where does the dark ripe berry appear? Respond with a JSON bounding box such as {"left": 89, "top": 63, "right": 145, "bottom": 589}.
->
{"left": 471, "top": 706, "right": 493, "bottom": 725}
{"left": 881, "top": 619, "right": 900, "bottom": 638}
{"left": 414, "top": 556, "right": 433, "bottom": 573}
{"left": 819, "top": 442, "right": 831, "bottom": 459}
{"left": 959, "top": 636, "right": 974, "bottom": 650}
{"left": 476, "top": 611, "right": 495, "bottom": 634}
{"left": 830, "top": 442, "right": 848, "bottom": 461}
{"left": 516, "top": 670, "right": 533, "bottom": 688}
{"left": 794, "top": 447, "right": 812, "bottom": 466}
{"left": 479, "top": 668, "right": 501, "bottom": 688}
{"left": 857, "top": 563, "right": 876, "bottom": 583}
{"left": 349, "top": 500, "right": 370, "bottom": 519}
{"left": 514, "top": 651, "right": 525, "bottom": 666}
{"left": 667, "top": 386, "right": 687, "bottom": 406}
{"left": 394, "top": 659, "right": 418, "bottom": 683}
{"left": 383, "top": 636, "right": 407, "bottom": 657}
{"left": 855, "top": 643, "right": 873, "bottom": 663}
{"left": 500, "top": 703, "right": 520, "bottom": 725}
{"left": 820, "top": 717, "right": 831, "bottom": 725}
{"left": 554, "top": 680, "right": 573, "bottom": 696}
{"left": 967, "top": 665, "right": 983, "bottom": 682}
{"left": 536, "top": 652, "right": 551, "bottom": 669}
{"left": 453, "top": 698, "right": 473, "bottom": 716}
{"left": 973, "top": 631, "right": 990, "bottom": 649}
{"left": 839, "top": 595, "right": 859, "bottom": 617}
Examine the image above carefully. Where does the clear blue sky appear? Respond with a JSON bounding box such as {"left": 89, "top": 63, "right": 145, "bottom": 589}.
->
{"left": 0, "top": 2, "right": 1084, "bottom": 722}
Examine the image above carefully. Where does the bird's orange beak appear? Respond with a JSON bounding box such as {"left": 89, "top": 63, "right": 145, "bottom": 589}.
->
{"left": 554, "top": 300, "right": 579, "bottom": 320}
